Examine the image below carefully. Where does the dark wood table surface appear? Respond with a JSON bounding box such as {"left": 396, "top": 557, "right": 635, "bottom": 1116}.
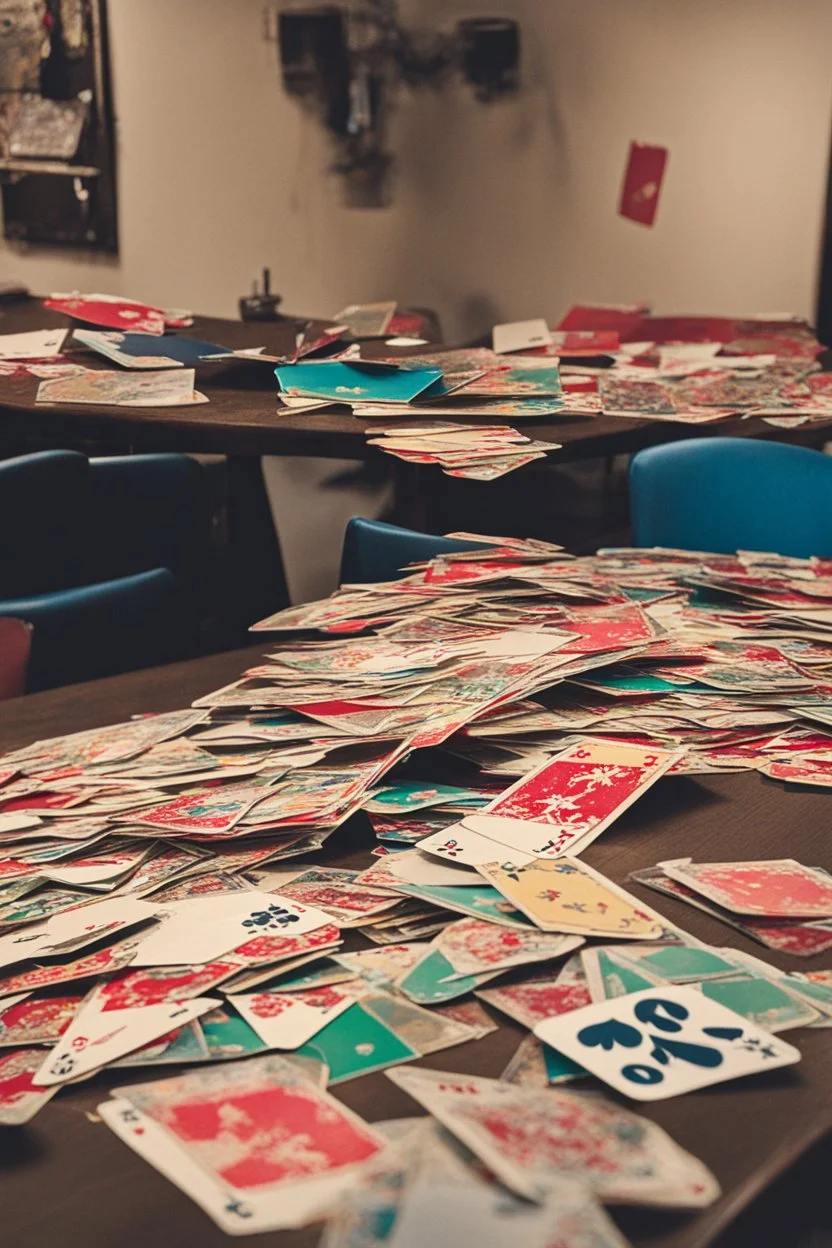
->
{"left": 2, "top": 298, "right": 832, "bottom": 462}
{"left": 1, "top": 649, "right": 831, "bottom": 1248}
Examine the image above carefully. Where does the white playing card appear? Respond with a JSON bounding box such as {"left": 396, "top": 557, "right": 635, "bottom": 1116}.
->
{"left": 534, "top": 985, "right": 801, "bottom": 1101}
{"left": 0, "top": 895, "right": 160, "bottom": 969}
{"left": 492, "top": 319, "right": 553, "bottom": 355}
{"left": 381, "top": 851, "right": 483, "bottom": 889}
{"left": 34, "top": 992, "right": 217, "bottom": 1086}
{"left": 0, "top": 814, "right": 42, "bottom": 834}
{"left": 128, "top": 891, "right": 331, "bottom": 967}
{"left": 231, "top": 987, "right": 354, "bottom": 1049}
{"left": 98, "top": 1098, "right": 355, "bottom": 1234}
{"left": 415, "top": 821, "right": 534, "bottom": 868}
{"left": 44, "top": 895, "right": 161, "bottom": 948}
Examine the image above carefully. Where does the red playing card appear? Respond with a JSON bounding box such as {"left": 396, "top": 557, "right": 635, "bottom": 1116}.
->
{"left": 98, "top": 962, "right": 241, "bottom": 1011}
{"left": 665, "top": 859, "right": 832, "bottom": 918}
{"left": 0, "top": 994, "right": 82, "bottom": 1045}
{"left": 0, "top": 1048, "right": 58, "bottom": 1124}
{"left": 619, "top": 142, "right": 669, "bottom": 227}
{"left": 476, "top": 978, "right": 592, "bottom": 1029}
{"left": 232, "top": 922, "right": 342, "bottom": 966}
{"left": 130, "top": 1066, "right": 383, "bottom": 1190}
{"left": 555, "top": 303, "right": 650, "bottom": 337}
{"left": 0, "top": 938, "right": 140, "bottom": 999}
{"left": 476, "top": 740, "right": 679, "bottom": 856}
{"left": 43, "top": 294, "right": 166, "bottom": 335}
{"left": 560, "top": 604, "right": 656, "bottom": 654}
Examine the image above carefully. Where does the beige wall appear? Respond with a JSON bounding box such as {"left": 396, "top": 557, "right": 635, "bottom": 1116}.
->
{"left": 2, "top": 0, "right": 832, "bottom": 340}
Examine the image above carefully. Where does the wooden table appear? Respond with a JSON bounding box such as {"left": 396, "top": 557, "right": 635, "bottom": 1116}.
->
{"left": 1, "top": 652, "right": 831, "bottom": 1248}
{"left": 2, "top": 299, "right": 832, "bottom": 463}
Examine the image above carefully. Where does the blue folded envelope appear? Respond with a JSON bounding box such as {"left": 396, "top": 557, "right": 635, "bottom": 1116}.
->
{"left": 275, "top": 361, "right": 443, "bottom": 404}
{"left": 75, "top": 329, "right": 231, "bottom": 367}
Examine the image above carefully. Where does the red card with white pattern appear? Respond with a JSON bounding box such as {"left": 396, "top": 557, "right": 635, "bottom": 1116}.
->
{"left": 661, "top": 858, "right": 832, "bottom": 918}
{"left": 44, "top": 294, "right": 166, "bottom": 335}
{"left": 467, "top": 739, "right": 681, "bottom": 857}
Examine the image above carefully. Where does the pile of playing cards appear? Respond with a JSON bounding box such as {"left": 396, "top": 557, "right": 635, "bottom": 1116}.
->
{"left": 364, "top": 422, "right": 559, "bottom": 481}
{"left": 275, "top": 350, "right": 576, "bottom": 424}
{"left": 5, "top": 535, "right": 832, "bottom": 1236}
{"left": 492, "top": 305, "right": 829, "bottom": 427}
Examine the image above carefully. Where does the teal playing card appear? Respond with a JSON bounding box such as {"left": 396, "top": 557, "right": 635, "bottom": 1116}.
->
{"left": 700, "top": 973, "right": 819, "bottom": 1032}
{"left": 585, "top": 949, "right": 664, "bottom": 1000}
{"left": 275, "top": 362, "right": 442, "bottom": 404}
{"left": 198, "top": 1006, "right": 269, "bottom": 1060}
{"left": 619, "top": 945, "right": 739, "bottom": 984}
{"left": 542, "top": 1042, "right": 587, "bottom": 1084}
{"left": 384, "top": 881, "right": 531, "bottom": 930}
{"left": 397, "top": 948, "right": 487, "bottom": 1005}
{"left": 249, "top": 957, "right": 355, "bottom": 994}
{"left": 365, "top": 781, "right": 488, "bottom": 813}
{"left": 296, "top": 1001, "right": 418, "bottom": 1083}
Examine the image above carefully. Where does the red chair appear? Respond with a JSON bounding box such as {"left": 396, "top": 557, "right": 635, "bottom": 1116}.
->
{"left": 0, "top": 618, "right": 32, "bottom": 700}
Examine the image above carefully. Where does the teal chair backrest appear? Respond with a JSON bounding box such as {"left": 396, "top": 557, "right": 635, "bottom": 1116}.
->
{"left": 629, "top": 438, "right": 832, "bottom": 558}
{"left": 340, "top": 518, "right": 493, "bottom": 584}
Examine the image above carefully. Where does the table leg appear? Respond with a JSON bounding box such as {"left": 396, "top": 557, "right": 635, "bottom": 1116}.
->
{"left": 225, "top": 455, "right": 290, "bottom": 637}
{"left": 389, "top": 460, "right": 432, "bottom": 532}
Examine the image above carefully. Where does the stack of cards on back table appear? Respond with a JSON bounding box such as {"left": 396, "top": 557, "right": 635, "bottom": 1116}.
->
{"left": 543, "top": 300, "right": 829, "bottom": 428}
{"left": 35, "top": 367, "right": 208, "bottom": 407}
{"left": 364, "top": 423, "right": 559, "bottom": 481}
{"left": 630, "top": 858, "right": 832, "bottom": 956}
{"left": 331, "top": 301, "right": 398, "bottom": 338}
{"left": 274, "top": 347, "right": 576, "bottom": 459}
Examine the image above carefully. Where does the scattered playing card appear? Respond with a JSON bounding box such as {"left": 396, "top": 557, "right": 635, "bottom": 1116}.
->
{"left": 33, "top": 988, "right": 218, "bottom": 1086}
{"left": 661, "top": 858, "right": 832, "bottom": 918}
{"left": 0, "top": 1048, "right": 60, "bottom": 1124}
{"left": 231, "top": 985, "right": 354, "bottom": 1049}
{"left": 475, "top": 856, "right": 666, "bottom": 937}
{"left": 535, "top": 985, "right": 801, "bottom": 1101}
{"left": 465, "top": 740, "right": 681, "bottom": 857}
{"left": 386, "top": 1065, "right": 719, "bottom": 1206}
{"left": 492, "top": 319, "right": 553, "bottom": 355}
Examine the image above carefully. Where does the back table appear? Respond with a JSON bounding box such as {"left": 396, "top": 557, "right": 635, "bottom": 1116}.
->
{"left": 0, "top": 649, "right": 830, "bottom": 1248}
{"left": 3, "top": 299, "right": 832, "bottom": 631}
{"left": 2, "top": 299, "right": 832, "bottom": 461}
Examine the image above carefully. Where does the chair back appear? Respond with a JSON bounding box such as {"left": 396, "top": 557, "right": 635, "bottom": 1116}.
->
{"left": 0, "top": 618, "right": 32, "bottom": 700}
{"left": 0, "top": 450, "right": 89, "bottom": 595}
{"left": 340, "top": 518, "right": 492, "bottom": 584}
{"left": 630, "top": 438, "right": 832, "bottom": 557}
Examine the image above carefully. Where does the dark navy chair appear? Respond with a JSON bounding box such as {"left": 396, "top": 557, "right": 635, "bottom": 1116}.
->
{"left": 339, "top": 518, "right": 492, "bottom": 584}
{"left": 629, "top": 438, "right": 832, "bottom": 558}
{"left": 0, "top": 451, "right": 209, "bottom": 691}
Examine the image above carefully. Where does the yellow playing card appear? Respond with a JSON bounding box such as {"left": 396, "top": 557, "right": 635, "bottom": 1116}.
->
{"left": 476, "top": 857, "right": 665, "bottom": 938}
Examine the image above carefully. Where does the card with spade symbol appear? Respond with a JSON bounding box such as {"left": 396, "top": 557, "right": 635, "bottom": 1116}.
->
{"left": 534, "top": 985, "right": 800, "bottom": 1100}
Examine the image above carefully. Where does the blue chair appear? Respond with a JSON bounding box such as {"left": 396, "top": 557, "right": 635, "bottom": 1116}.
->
{"left": 1, "top": 571, "right": 186, "bottom": 692}
{"left": 629, "top": 438, "right": 832, "bottom": 558}
{"left": 340, "top": 518, "right": 493, "bottom": 584}
{"left": 0, "top": 450, "right": 208, "bottom": 691}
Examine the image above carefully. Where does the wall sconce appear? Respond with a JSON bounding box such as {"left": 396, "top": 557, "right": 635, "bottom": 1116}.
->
{"left": 273, "top": 2, "right": 521, "bottom": 206}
